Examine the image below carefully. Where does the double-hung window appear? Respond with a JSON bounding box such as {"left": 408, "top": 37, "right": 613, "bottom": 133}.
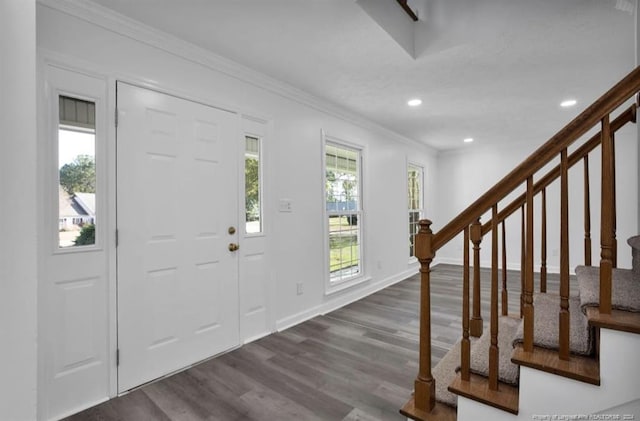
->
{"left": 408, "top": 164, "right": 423, "bottom": 259}
{"left": 325, "top": 140, "right": 363, "bottom": 286}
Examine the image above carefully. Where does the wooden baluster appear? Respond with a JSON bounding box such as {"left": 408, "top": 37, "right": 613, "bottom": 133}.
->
{"left": 584, "top": 156, "right": 592, "bottom": 266}
{"left": 489, "top": 205, "right": 499, "bottom": 390}
{"left": 559, "top": 149, "right": 570, "bottom": 360}
{"left": 524, "top": 177, "right": 535, "bottom": 352}
{"left": 414, "top": 219, "right": 436, "bottom": 411}
{"left": 520, "top": 205, "right": 525, "bottom": 318}
{"left": 612, "top": 133, "right": 617, "bottom": 268}
{"left": 540, "top": 187, "right": 547, "bottom": 293}
{"left": 461, "top": 226, "right": 471, "bottom": 381}
{"left": 600, "top": 117, "right": 614, "bottom": 314}
{"left": 470, "top": 218, "right": 484, "bottom": 337}
{"left": 501, "top": 220, "right": 508, "bottom": 316}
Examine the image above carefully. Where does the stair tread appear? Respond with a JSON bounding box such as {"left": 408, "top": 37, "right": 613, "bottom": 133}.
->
{"left": 585, "top": 306, "right": 640, "bottom": 334}
{"left": 575, "top": 265, "right": 640, "bottom": 313}
{"left": 400, "top": 395, "right": 457, "bottom": 421}
{"left": 512, "top": 293, "right": 593, "bottom": 355}
{"left": 448, "top": 372, "right": 519, "bottom": 415}
{"left": 511, "top": 344, "right": 600, "bottom": 385}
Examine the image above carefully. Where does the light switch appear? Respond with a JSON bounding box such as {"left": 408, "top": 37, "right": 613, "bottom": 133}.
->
{"left": 279, "top": 199, "right": 293, "bottom": 212}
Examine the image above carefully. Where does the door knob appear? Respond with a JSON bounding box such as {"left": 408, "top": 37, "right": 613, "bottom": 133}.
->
{"left": 228, "top": 243, "right": 239, "bottom": 252}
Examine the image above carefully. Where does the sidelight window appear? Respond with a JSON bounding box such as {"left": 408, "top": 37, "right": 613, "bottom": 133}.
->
{"left": 245, "top": 135, "right": 262, "bottom": 234}
{"left": 58, "top": 96, "right": 96, "bottom": 248}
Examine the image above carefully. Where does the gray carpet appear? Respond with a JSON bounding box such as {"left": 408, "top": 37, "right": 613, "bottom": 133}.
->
{"left": 433, "top": 339, "right": 464, "bottom": 407}
{"left": 469, "top": 316, "right": 521, "bottom": 385}
{"left": 576, "top": 265, "right": 640, "bottom": 313}
{"left": 512, "top": 293, "right": 592, "bottom": 355}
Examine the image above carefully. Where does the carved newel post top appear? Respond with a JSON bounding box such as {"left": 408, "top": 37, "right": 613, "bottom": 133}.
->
{"left": 418, "top": 219, "right": 433, "bottom": 233}
{"left": 416, "top": 219, "right": 435, "bottom": 262}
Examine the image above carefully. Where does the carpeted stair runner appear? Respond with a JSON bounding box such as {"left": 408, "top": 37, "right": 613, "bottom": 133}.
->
{"left": 512, "top": 293, "right": 593, "bottom": 355}
{"left": 575, "top": 265, "right": 640, "bottom": 313}
{"left": 430, "top": 234, "right": 640, "bottom": 410}
{"left": 434, "top": 295, "right": 593, "bottom": 407}
{"left": 470, "top": 316, "right": 521, "bottom": 385}
{"left": 433, "top": 339, "right": 465, "bottom": 407}
{"left": 433, "top": 317, "right": 520, "bottom": 407}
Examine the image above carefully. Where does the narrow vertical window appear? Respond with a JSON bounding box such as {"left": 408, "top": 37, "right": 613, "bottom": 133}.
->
{"left": 325, "top": 142, "right": 362, "bottom": 283}
{"left": 245, "top": 135, "right": 262, "bottom": 234}
{"left": 58, "top": 96, "right": 96, "bottom": 248}
{"left": 408, "top": 164, "right": 423, "bottom": 258}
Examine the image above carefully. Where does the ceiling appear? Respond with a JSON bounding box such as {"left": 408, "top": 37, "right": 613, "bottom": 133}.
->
{"left": 88, "top": 0, "right": 635, "bottom": 151}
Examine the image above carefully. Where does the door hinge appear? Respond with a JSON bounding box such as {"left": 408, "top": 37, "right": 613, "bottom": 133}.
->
{"left": 116, "top": 349, "right": 120, "bottom": 366}
{"left": 115, "top": 107, "right": 119, "bottom": 128}
{"left": 115, "top": 229, "right": 119, "bottom": 247}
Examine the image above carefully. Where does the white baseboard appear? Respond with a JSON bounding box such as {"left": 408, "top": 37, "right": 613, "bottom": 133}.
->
{"left": 275, "top": 266, "right": 419, "bottom": 332}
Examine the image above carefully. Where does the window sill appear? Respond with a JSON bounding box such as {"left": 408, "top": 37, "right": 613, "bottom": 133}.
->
{"left": 325, "top": 275, "right": 372, "bottom": 296}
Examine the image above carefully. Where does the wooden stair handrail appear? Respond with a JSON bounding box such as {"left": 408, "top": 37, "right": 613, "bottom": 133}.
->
{"left": 479, "top": 105, "right": 637, "bottom": 237}
{"left": 432, "top": 66, "right": 640, "bottom": 252}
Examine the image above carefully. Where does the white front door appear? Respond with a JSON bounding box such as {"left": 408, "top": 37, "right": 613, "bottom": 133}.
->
{"left": 116, "top": 83, "right": 240, "bottom": 392}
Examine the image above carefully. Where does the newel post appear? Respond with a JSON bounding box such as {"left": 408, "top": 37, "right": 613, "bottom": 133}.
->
{"left": 414, "top": 219, "right": 436, "bottom": 412}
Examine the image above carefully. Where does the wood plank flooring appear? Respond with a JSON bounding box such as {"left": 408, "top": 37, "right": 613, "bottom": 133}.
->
{"left": 65, "top": 264, "right": 565, "bottom": 421}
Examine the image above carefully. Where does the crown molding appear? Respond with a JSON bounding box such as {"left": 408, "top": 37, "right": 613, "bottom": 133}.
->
{"left": 37, "top": 0, "right": 436, "bottom": 155}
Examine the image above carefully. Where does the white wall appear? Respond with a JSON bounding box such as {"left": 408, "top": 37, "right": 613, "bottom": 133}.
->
{"left": 434, "top": 119, "right": 638, "bottom": 273}
{"left": 0, "top": 1, "right": 38, "bottom": 420}
{"left": 35, "top": 3, "right": 436, "bottom": 338}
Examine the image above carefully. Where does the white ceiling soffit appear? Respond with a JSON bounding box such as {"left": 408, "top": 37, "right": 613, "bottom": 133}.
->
{"left": 356, "top": 0, "right": 428, "bottom": 58}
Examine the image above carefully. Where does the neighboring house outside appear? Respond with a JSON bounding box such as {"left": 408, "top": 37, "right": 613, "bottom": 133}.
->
{"left": 58, "top": 185, "right": 95, "bottom": 230}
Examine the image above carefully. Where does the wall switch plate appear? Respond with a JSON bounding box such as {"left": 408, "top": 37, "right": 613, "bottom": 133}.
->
{"left": 279, "top": 199, "right": 293, "bottom": 212}
{"left": 296, "top": 282, "right": 303, "bottom": 295}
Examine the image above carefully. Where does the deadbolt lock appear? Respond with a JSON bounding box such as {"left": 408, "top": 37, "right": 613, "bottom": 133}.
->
{"left": 228, "top": 243, "right": 239, "bottom": 252}
{"left": 228, "top": 226, "right": 236, "bottom": 235}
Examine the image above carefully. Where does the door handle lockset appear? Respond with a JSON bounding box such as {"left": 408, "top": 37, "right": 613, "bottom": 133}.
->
{"left": 228, "top": 243, "right": 239, "bottom": 252}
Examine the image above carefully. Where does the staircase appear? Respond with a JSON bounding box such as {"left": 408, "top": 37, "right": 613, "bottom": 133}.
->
{"left": 400, "top": 66, "right": 640, "bottom": 421}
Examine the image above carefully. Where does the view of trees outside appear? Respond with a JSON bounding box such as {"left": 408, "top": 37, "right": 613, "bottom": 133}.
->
{"left": 245, "top": 136, "right": 261, "bottom": 234}
{"left": 60, "top": 154, "right": 96, "bottom": 194}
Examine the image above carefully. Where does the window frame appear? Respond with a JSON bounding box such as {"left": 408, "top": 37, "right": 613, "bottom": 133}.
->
{"left": 322, "top": 132, "right": 368, "bottom": 294}
{"left": 408, "top": 162, "right": 424, "bottom": 262}
{"left": 52, "top": 88, "right": 105, "bottom": 255}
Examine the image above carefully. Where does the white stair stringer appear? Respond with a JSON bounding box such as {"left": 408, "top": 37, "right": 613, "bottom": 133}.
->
{"left": 455, "top": 328, "right": 640, "bottom": 421}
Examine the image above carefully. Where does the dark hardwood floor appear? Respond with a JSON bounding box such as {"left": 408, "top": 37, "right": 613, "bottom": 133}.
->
{"left": 65, "top": 264, "right": 565, "bottom": 421}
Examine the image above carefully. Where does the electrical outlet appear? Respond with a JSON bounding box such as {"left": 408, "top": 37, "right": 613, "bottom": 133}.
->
{"left": 296, "top": 282, "right": 303, "bottom": 295}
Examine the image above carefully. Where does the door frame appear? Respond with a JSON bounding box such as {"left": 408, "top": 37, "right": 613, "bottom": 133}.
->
{"left": 114, "top": 80, "right": 246, "bottom": 392}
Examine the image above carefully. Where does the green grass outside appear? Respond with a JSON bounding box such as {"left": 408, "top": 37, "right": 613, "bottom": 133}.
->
{"left": 329, "top": 215, "right": 359, "bottom": 273}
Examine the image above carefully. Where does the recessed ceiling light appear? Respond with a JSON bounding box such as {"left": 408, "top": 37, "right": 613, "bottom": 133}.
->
{"left": 463, "top": 138, "right": 474, "bottom": 143}
{"left": 407, "top": 99, "right": 422, "bottom": 107}
{"left": 560, "top": 99, "right": 577, "bottom": 107}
